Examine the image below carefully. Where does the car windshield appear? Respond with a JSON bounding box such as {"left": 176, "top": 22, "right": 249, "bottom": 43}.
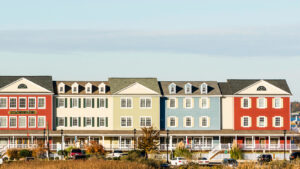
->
{"left": 199, "top": 158, "right": 207, "bottom": 160}
{"left": 71, "top": 149, "right": 81, "bottom": 153}
{"left": 178, "top": 158, "right": 185, "bottom": 160}
{"left": 172, "top": 158, "right": 177, "bottom": 160}
{"left": 114, "top": 151, "right": 123, "bottom": 153}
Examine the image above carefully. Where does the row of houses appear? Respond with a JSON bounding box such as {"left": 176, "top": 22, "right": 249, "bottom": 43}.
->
{"left": 0, "top": 76, "right": 297, "bottom": 156}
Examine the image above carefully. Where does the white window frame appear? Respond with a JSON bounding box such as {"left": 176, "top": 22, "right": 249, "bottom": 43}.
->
{"left": 169, "top": 83, "right": 176, "bottom": 94}
{"left": 185, "top": 98, "right": 192, "bottom": 109}
{"left": 38, "top": 97, "right": 46, "bottom": 109}
{"left": 38, "top": 116, "right": 46, "bottom": 128}
{"left": 140, "top": 97, "right": 152, "bottom": 109}
{"left": 85, "top": 83, "right": 92, "bottom": 94}
{"left": 72, "top": 117, "right": 79, "bottom": 127}
{"left": 99, "top": 98, "right": 106, "bottom": 108}
{"left": 99, "top": 83, "right": 106, "bottom": 94}
{"left": 169, "top": 98, "right": 176, "bottom": 109}
{"left": 58, "top": 98, "right": 65, "bottom": 108}
{"left": 9, "top": 116, "right": 17, "bottom": 128}
{"left": 241, "top": 97, "right": 251, "bottom": 109}
{"left": 185, "top": 116, "right": 193, "bottom": 128}
{"left": 120, "top": 97, "right": 133, "bottom": 109}
{"left": 72, "top": 83, "right": 79, "bottom": 94}
{"left": 58, "top": 82, "right": 65, "bottom": 93}
{"left": 19, "top": 97, "right": 27, "bottom": 109}
{"left": 18, "top": 116, "right": 26, "bottom": 128}
{"left": 257, "top": 97, "right": 267, "bottom": 109}
{"left": 28, "top": 97, "right": 36, "bottom": 109}
{"left": 99, "top": 117, "right": 105, "bottom": 127}
{"left": 28, "top": 116, "right": 36, "bottom": 128}
{"left": 201, "top": 97, "right": 209, "bottom": 109}
{"left": 257, "top": 116, "right": 267, "bottom": 127}
{"left": 185, "top": 83, "right": 192, "bottom": 94}
{"left": 169, "top": 116, "right": 176, "bottom": 127}
{"left": 85, "top": 98, "right": 92, "bottom": 108}
{"left": 201, "top": 116, "right": 209, "bottom": 127}
{"left": 140, "top": 116, "right": 152, "bottom": 127}
{"left": 120, "top": 116, "right": 133, "bottom": 127}
{"left": 72, "top": 98, "right": 79, "bottom": 108}
{"left": 0, "top": 116, "right": 8, "bottom": 128}
{"left": 200, "top": 83, "right": 208, "bottom": 94}
{"left": 273, "top": 116, "right": 283, "bottom": 127}
{"left": 273, "top": 98, "right": 283, "bottom": 109}
{"left": 57, "top": 117, "right": 65, "bottom": 127}
{"left": 9, "top": 97, "right": 17, "bottom": 109}
{"left": 85, "top": 117, "right": 92, "bottom": 127}
{"left": 241, "top": 116, "right": 251, "bottom": 128}
{"left": 0, "top": 97, "right": 8, "bottom": 109}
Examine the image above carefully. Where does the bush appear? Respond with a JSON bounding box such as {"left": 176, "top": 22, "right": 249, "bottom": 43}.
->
{"left": 7, "top": 149, "right": 19, "bottom": 159}
{"left": 229, "top": 142, "right": 243, "bottom": 160}
{"left": 65, "top": 146, "right": 76, "bottom": 154}
{"left": 19, "top": 149, "right": 33, "bottom": 158}
{"left": 139, "top": 158, "right": 162, "bottom": 168}
{"left": 85, "top": 141, "right": 105, "bottom": 155}
{"left": 174, "top": 147, "right": 192, "bottom": 159}
{"left": 122, "top": 150, "right": 145, "bottom": 161}
{"left": 58, "top": 150, "right": 68, "bottom": 156}
{"left": 55, "top": 157, "right": 60, "bottom": 160}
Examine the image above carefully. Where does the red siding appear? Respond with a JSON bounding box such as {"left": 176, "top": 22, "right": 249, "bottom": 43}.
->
{"left": 234, "top": 97, "right": 290, "bottom": 130}
{"left": 0, "top": 95, "right": 53, "bottom": 130}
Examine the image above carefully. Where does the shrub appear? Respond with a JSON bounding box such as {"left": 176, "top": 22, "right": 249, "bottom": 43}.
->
{"left": 122, "top": 150, "right": 145, "bottom": 161}
{"left": 55, "top": 157, "right": 60, "bottom": 160}
{"left": 65, "top": 146, "right": 76, "bottom": 154}
{"left": 85, "top": 141, "right": 105, "bottom": 155}
{"left": 7, "top": 149, "right": 19, "bottom": 159}
{"left": 174, "top": 143, "right": 192, "bottom": 159}
{"left": 229, "top": 141, "right": 243, "bottom": 160}
{"left": 58, "top": 150, "right": 68, "bottom": 156}
{"left": 19, "top": 149, "right": 33, "bottom": 158}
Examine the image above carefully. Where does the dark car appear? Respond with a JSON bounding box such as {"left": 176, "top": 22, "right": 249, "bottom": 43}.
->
{"left": 257, "top": 154, "right": 272, "bottom": 163}
{"left": 290, "top": 152, "right": 300, "bottom": 161}
{"left": 222, "top": 158, "right": 238, "bottom": 167}
{"left": 70, "top": 149, "right": 83, "bottom": 157}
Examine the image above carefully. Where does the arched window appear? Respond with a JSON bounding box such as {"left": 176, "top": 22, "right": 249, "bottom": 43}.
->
{"left": 257, "top": 86, "right": 267, "bottom": 91}
{"left": 169, "top": 83, "right": 176, "bottom": 94}
{"left": 200, "top": 83, "right": 207, "bottom": 94}
{"left": 18, "top": 84, "right": 27, "bottom": 89}
{"left": 185, "top": 83, "right": 192, "bottom": 94}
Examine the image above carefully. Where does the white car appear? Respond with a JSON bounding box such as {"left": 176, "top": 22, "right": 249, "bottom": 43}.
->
{"left": 0, "top": 158, "right": 3, "bottom": 165}
{"left": 170, "top": 157, "right": 187, "bottom": 166}
{"left": 197, "top": 157, "right": 209, "bottom": 165}
{"left": 107, "top": 150, "right": 126, "bottom": 158}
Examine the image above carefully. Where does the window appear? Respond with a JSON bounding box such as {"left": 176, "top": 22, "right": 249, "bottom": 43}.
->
{"left": 72, "top": 98, "right": 78, "bottom": 108}
{"left": 19, "top": 97, "right": 26, "bottom": 109}
{"left": 185, "top": 117, "right": 192, "bottom": 127}
{"left": 9, "top": 98, "right": 17, "bottom": 109}
{"left": 19, "top": 116, "right": 26, "bottom": 128}
{"left": 201, "top": 83, "right": 208, "bottom": 94}
{"left": 242, "top": 98, "right": 250, "bottom": 108}
{"left": 38, "top": 116, "right": 45, "bottom": 128}
{"left": 121, "top": 117, "right": 132, "bottom": 127}
{"left": 170, "top": 117, "right": 176, "bottom": 127}
{"left": 185, "top": 98, "right": 192, "bottom": 108}
{"left": 258, "top": 116, "right": 266, "bottom": 127}
{"left": 140, "top": 117, "right": 151, "bottom": 127}
{"left": 140, "top": 98, "right": 152, "bottom": 108}
{"left": 59, "top": 87, "right": 64, "bottom": 92}
{"left": 121, "top": 98, "right": 132, "bottom": 108}
{"left": 169, "top": 83, "right": 176, "bottom": 94}
{"left": 28, "top": 116, "right": 36, "bottom": 128}
{"left": 18, "top": 84, "right": 28, "bottom": 89}
{"left": 169, "top": 98, "right": 176, "bottom": 108}
{"left": 258, "top": 98, "right": 266, "bottom": 108}
{"left": 9, "top": 117, "right": 17, "bottom": 128}
{"left": 87, "top": 87, "right": 91, "bottom": 93}
{"left": 201, "top": 117, "right": 208, "bottom": 127}
{"left": 85, "top": 83, "right": 92, "bottom": 93}
{"left": 274, "top": 98, "right": 282, "bottom": 108}
{"left": 0, "top": 116, "right": 7, "bottom": 127}
{"left": 99, "top": 98, "right": 105, "bottom": 108}
{"left": 201, "top": 98, "right": 209, "bottom": 109}
{"left": 85, "top": 98, "right": 92, "bottom": 108}
{"left": 72, "top": 117, "right": 78, "bottom": 127}
{"left": 0, "top": 97, "right": 7, "bottom": 109}
{"left": 257, "top": 86, "right": 267, "bottom": 91}
{"left": 58, "top": 117, "right": 65, "bottom": 127}
{"left": 38, "top": 97, "right": 46, "bottom": 109}
{"left": 58, "top": 98, "right": 65, "bottom": 108}
{"left": 28, "top": 97, "right": 36, "bottom": 109}
{"left": 99, "top": 117, "right": 105, "bottom": 127}
{"left": 242, "top": 116, "right": 251, "bottom": 127}
{"left": 73, "top": 86, "right": 77, "bottom": 93}
{"left": 99, "top": 83, "right": 106, "bottom": 94}
{"left": 185, "top": 83, "right": 192, "bottom": 94}
{"left": 58, "top": 83, "right": 65, "bottom": 93}
{"left": 85, "top": 117, "right": 92, "bottom": 127}
{"left": 274, "top": 116, "right": 282, "bottom": 127}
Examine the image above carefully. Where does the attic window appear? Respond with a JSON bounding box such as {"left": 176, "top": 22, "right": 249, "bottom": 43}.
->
{"left": 201, "top": 83, "right": 208, "bottom": 94}
{"left": 73, "top": 87, "right": 77, "bottom": 93}
{"left": 257, "top": 86, "right": 267, "bottom": 91}
{"left": 87, "top": 87, "right": 91, "bottom": 92}
{"left": 18, "top": 84, "right": 28, "bottom": 89}
{"left": 169, "top": 83, "right": 176, "bottom": 94}
{"left": 185, "top": 83, "right": 192, "bottom": 94}
{"left": 99, "top": 83, "right": 106, "bottom": 94}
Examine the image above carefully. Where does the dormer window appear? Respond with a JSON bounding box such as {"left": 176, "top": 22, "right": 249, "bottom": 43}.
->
{"left": 257, "top": 86, "right": 267, "bottom": 91}
{"left": 85, "top": 83, "right": 92, "bottom": 94}
{"left": 72, "top": 82, "right": 79, "bottom": 94}
{"left": 200, "top": 83, "right": 208, "bottom": 94}
{"left": 18, "top": 84, "right": 28, "bottom": 89}
{"left": 169, "top": 83, "right": 176, "bottom": 94}
{"left": 58, "top": 83, "right": 65, "bottom": 93}
{"left": 99, "top": 83, "right": 106, "bottom": 94}
{"left": 185, "top": 83, "right": 192, "bottom": 94}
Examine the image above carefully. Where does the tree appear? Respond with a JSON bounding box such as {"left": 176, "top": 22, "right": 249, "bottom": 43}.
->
{"left": 85, "top": 141, "right": 105, "bottom": 155}
{"left": 137, "top": 126, "right": 160, "bottom": 159}
{"left": 174, "top": 141, "right": 192, "bottom": 159}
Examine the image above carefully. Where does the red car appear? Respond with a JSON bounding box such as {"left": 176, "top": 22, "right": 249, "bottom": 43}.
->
{"left": 70, "top": 149, "right": 83, "bottom": 157}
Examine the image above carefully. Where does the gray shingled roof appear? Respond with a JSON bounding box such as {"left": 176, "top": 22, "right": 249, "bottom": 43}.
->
{"left": 108, "top": 78, "right": 160, "bottom": 94}
{"left": 160, "top": 81, "right": 221, "bottom": 95}
{"left": 53, "top": 81, "right": 110, "bottom": 95}
{"left": 219, "top": 79, "right": 292, "bottom": 95}
{"left": 0, "top": 76, "right": 53, "bottom": 92}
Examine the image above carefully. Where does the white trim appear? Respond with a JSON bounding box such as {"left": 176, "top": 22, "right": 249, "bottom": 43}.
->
{"left": 120, "top": 116, "right": 133, "bottom": 128}
{"left": 139, "top": 116, "right": 152, "bottom": 127}
{"left": 19, "top": 97, "right": 27, "bottom": 109}
{"left": 169, "top": 83, "right": 176, "bottom": 94}
{"left": 241, "top": 97, "right": 251, "bottom": 109}
{"left": 72, "top": 117, "right": 79, "bottom": 127}
{"left": 85, "top": 117, "right": 93, "bottom": 127}
{"left": 71, "top": 98, "right": 79, "bottom": 108}
{"left": 257, "top": 116, "right": 267, "bottom": 128}
{"left": 257, "top": 97, "right": 267, "bottom": 109}
{"left": 28, "top": 97, "right": 36, "bottom": 109}
{"left": 0, "top": 116, "right": 8, "bottom": 128}
{"left": 184, "top": 97, "right": 193, "bottom": 109}
{"left": 139, "top": 97, "right": 152, "bottom": 109}
{"left": 200, "top": 116, "right": 209, "bottom": 127}
{"left": 273, "top": 97, "right": 283, "bottom": 109}
{"left": 9, "top": 97, "right": 17, "bottom": 109}
{"left": 200, "top": 83, "right": 208, "bottom": 94}
{"left": 37, "top": 116, "right": 46, "bottom": 128}
{"left": 184, "top": 83, "right": 192, "bottom": 94}
{"left": 241, "top": 116, "right": 251, "bottom": 128}
{"left": 28, "top": 116, "right": 36, "bottom": 128}
{"left": 9, "top": 116, "right": 17, "bottom": 128}
{"left": 0, "top": 97, "right": 8, "bottom": 109}
{"left": 85, "top": 82, "right": 92, "bottom": 94}
{"left": 18, "top": 116, "right": 26, "bottom": 128}
{"left": 184, "top": 116, "right": 193, "bottom": 128}
{"left": 169, "top": 98, "right": 177, "bottom": 109}
{"left": 273, "top": 116, "right": 283, "bottom": 128}
{"left": 169, "top": 116, "right": 177, "bottom": 127}
{"left": 71, "top": 82, "right": 79, "bottom": 94}
{"left": 114, "top": 82, "right": 158, "bottom": 95}
{"left": 120, "top": 97, "right": 133, "bottom": 109}
{"left": 57, "top": 117, "right": 65, "bottom": 127}
{"left": 58, "top": 82, "right": 65, "bottom": 94}
{"left": 38, "top": 97, "right": 46, "bottom": 109}
{"left": 98, "top": 83, "right": 106, "bottom": 94}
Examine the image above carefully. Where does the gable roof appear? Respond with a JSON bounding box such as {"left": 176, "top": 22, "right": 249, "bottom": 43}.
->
{"left": 0, "top": 76, "right": 53, "bottom": 92}
{"left": 53, "top": 81, "right": 110, "bottom": 95}
{"left": 159, "top": 81, "right": 221, "bottom": 95}
{"left": 108, "top": 78, "right": 160, "bottom": 94}
{"left": 219, "top": 79, "right": 292, "bottom": 95}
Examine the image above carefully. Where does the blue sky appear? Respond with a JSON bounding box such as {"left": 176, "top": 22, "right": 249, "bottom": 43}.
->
{"left": 0, "top": 0, "right": 300, "bottom": 100}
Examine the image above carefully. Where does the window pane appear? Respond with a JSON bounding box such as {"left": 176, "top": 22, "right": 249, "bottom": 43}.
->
{"left": 202, "top": 98, "right": 207, "bottom": 108}
{"left": 86, "top": 98, "right": 92, "bottom": 107}
{"left": 38, "top": 117, "right": 45, "bottom": 127}
{"left": 38, "top": 98, "right": 45, "bottom": 108}
{"left": 19, "top": 117, "right": 26, "bottom": 127}
{"left": 0, "top": 98, "right": 7, "bottom": 108}
{"left": 58, "top": 98, "right": 65, "bottom": 107}
{"left": 170, "top": 117, "right": 175, "bottom": 127}
{"left": 170, "top": 99, "right": 175, "bottom": 108}
{"left": 0, "top": 117, "right": 7, "bottom": 127}
{"left": 259, "top": 98, "right": 265, "bottom": 108}
{"left": 58, "top": 118, "right": 64, "bottom": 126}
{"left": 73, "top": 118, "right": 78, "bottom": 126}
{"left": 243, "top": 99, "right": 249, "bottom": 108}
{"left": 100, "top": 98, "right": 105, "bottom": 107}
{"left": 127, "top": 117, "right": 132, "bottom": 126}
{"left": 72, "top": 98, "right": 78, "bottom": 107}
{"left": 259, "top": 117, "right": 264, "bottom": 126}
{"left": 140, "top": 117, "right": 145, "bottom": 126}
{"left": 121, "top": 117, "right": 126, "bottom": 126}
{"left": 28, "top": 117, "right": 36, "bottom": 127}
{"left": 275, "top": 117, "right": 281, "bottom": 126}
{"left": 243, "top": 117, "right": 248, "bottom": 127}
{"left": 19, "top": 98, "right": 26, "bottom": 108}
{"left": 275, "top": 98, "right": 281, "bottom": 108}
{"left": 9, "top": 98, "right": 17, "bottom": 108}
{"left": 29, "top": 98, "right": 36, "bottom": 108}
{"left": 10, "top": 117, "right": 17, "bottom": 127}
{"left": 186, "top": 99, "right": 191, "bottom": 108}
{"left": 127, "top": 99, "right": 132, "bottom": 107}
{"left": 202, "top": 117, "right": 207, "bottom": 127}
{"left": 186, "top": 117, "right": 191, "bottom": 127}
{"left": 140, "top": 99, "right": 145, "bottom": 108}
{"left": 146, "top": 99, "right": 151, "bottom": 107}
{"left": 100, "top": 117, "right": 105, "bottom": 126}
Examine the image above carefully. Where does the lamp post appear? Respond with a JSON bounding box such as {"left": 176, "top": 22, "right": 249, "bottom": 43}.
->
{"left": 61, "top": 129, "right": 64, "bottom": 152}
{"left": 43, "top": 128, "right": 46, "bottom": 146}
{"left": 284, "top": 130, "right": 286, "bottom": 160}
{"left": 166, "top": 129, "right": 169, "bottom": 164}
{"left": 133, "top": 128, "right": 136, "bottom": 150}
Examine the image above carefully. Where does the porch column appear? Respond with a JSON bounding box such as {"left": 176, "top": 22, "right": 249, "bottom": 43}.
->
{"left": 169, "top": 135, "right": 172, "bottom": 149}
{"left": 102, "top": 136, "right": 105, "bottom": 146}
{"left": 119, "top": 136, "right": 122, "bottom": 149}
{"left": 219, "top": 136, "right": 221, "bottom": 149}
{"left": 202, "top": 136, "right": 204, "bottom": 149}
{"left": 268, "top": 136, "right": 270, "bottom": 151}
{"left": 186, "top": 136, "right": 188, "bottom": 145}
{"left": 88, "top": 136, "right": 91, "bottom": 145}
{"left": 252, "top": 136, "right": 254, "bottom": 151}
{"left": 62, "top": 135, "right": 65, "bottom": 149}
{"left": 31, "top": 136, "right": 33, "bottom": 145}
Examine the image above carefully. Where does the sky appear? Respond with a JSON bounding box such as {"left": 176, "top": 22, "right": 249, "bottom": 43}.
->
{"left": 0, "top": 0, "right": 300, "bottom": 100}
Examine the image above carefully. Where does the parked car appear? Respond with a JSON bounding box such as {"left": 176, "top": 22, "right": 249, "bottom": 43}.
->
{"left": 0, "top": 158, "right": 3, "bottom": 165}
{"left": 197, "top": 157, "right": 209, "bottom": 165}
{"left": 170, "top": 157, "right": 187, "bottom": 166}
{"left": 222, "top": 158, "right": 238, "bottom": 168}
{"left": 107, "top": 150, "right": 126, "bottom": 158}
{"left": 257, "top": 154, "right": 272, "bottom": 163}
{"left": 290, "top": 152, "right": 300, "bottom": 161}
{"left": 70, "top": 149, "right": 83, "bottom": 157}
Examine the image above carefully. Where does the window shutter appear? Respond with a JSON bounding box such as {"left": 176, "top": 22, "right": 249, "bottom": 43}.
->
{"left": 264, "top": 117, "right": 267, "bottom": 127}
{"left": 207, "top": 117, "right": 211, "bottom": 127}
{"left": 280, "top": 98, "right": 284, "bottom": 108}
{"left": 70, "top": 117, "right": 73, "bottom": 127}
{"left": 56, "top": 117, "right": 58, "bottom": 126}
{"left": 105, "top": 98, "right": 108, "bottom": 108}
{"left": 97, "top": 98, "right": 100, "bottom": 108}
{"left": 207, "top": 98, "right": 210, "bottom": 108}
{"left": 92, "top": 117, "right": 95, "bottom": 127}
{"left": 280, "top": 117, "right": 283, "bottom": 127}
{"left": 92, "top": 98, "right": 95, "bottom": 108}
{"left": 248, "top": 98, "right": 252, "bottom": 108}
{"left": 199, "top": 98, "right": 202, "bottom": 109}
{"left": 78, "top": 98, "right": 81, "bottom": 108}
{"left": 199, "top": 117, "right": 202, "bottom": 127}
{"left": 83, "top": 117, "right": 86, "bottom": 127}
{"left": 249, "top": 117, "right": 252, "bottom": 127}
{"left": 176, "top": 117, "right": 178, "bottom": 127}
{"left": 79, "top": 117, "right": 81, "bottom": 127}
{"left": 70, "top": 98, "right": 73, "bottom": 108}
{"left": 105, "top": 117, "right": 108, "bottom": 127}
{"left": 183, "top": 117, "right": 186, "bottom": 127}
{"left": 191, "top": 117, "right": 194, "bottom": 127}
{"left": 83, "top": 98, "right": 86, "bottom": 108}
{"left": 97, "top": 117, "right": 100, "bottom": 127}
{"left": 241, "top": 117, "right": 244, "bottom": 127}
{"left": 167, "top": 117, "right": 170, "bottom": 127}
{"left": 65, "top": 98, "right": 68, "bottom": 108}
{"left": 65, "top": 117, "right": 67, "bottom": 127}
{"left": 56, "top": 98, "right": 58, "bottom": 108}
